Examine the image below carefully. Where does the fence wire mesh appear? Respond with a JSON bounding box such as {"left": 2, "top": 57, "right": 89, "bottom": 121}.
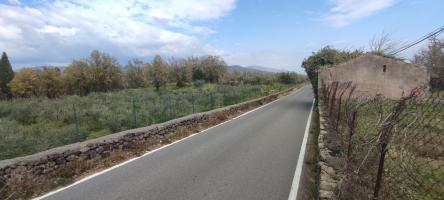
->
{"left": 319, "top": 80, "right": 444, "bottom": 200}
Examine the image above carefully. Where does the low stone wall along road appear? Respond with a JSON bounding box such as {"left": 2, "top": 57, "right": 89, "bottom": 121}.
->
{"left": 38, "top": 86, "right": 314, "bottom": 200}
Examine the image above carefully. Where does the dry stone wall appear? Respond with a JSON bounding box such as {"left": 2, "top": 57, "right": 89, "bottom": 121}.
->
{"left": 318, "top": 100, "right": 341, "bottom": 200}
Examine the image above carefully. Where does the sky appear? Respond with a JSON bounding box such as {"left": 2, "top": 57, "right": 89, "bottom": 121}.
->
{"left": 0, "top": 0, "right": 443, "bottom": 72}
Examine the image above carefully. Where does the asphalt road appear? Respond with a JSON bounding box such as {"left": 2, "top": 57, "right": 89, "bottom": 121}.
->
{"left": 39, "top": 86, "right": 314, "bottom": 200}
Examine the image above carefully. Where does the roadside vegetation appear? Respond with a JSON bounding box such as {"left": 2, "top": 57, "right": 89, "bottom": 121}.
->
{"left": 297, "top": 106, "right": 320, "bottom": 200}
{"left": 301, "top": 47, "right": 363, "bottom": 99}
{"left": 302, "top": 36, "right": 444, "bottom": 199}
{"left": 0, "top": 50, "right": 306, "bottom": 161}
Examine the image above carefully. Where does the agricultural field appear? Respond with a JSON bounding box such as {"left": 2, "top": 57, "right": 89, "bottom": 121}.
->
{"left": 0, "top": 83, "right": 292, "bottom": 160}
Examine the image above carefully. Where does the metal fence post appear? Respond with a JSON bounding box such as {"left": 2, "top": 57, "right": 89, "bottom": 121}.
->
{"left": 132, "top": 96, "right": 137, "bottom": 128}
{"left": 209, "top": 92, "right": 214, "bottom": 109}
{"left": 168, "top": 95, "right": 172, "bottom": 118}
{"left": 72, "top": 104, "right": 80, "bottom": 137}
{"left": 191, "top": 93, "right": 195, "bottom": 113}
{"left": 222, "top": 88, "right": 226, "bottom": 106}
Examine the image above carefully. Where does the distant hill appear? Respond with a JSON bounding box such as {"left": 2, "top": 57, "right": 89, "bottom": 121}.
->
{"left": 228, "top": 65, "right": 266, "bottom": 73}
{"left": 246, "top": 66, "right": 286, "bottom": 73}
{"left": 227, "top": 65, "right": 286, "bottom": 73}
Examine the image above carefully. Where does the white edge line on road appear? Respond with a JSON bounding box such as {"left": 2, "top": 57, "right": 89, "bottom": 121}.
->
{"left": 34, "top": 87, "right": 307, "bottom": 200}
{"left": 288, "top": 98, "right": 315, "bottom": 200}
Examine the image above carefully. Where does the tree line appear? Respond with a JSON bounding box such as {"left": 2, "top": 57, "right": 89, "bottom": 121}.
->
{"left": 0, "top": 50, "right": 305, "bottom": 99}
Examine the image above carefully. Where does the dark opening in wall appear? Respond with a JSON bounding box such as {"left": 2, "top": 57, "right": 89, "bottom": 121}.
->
{"left": 383, "top": 65, "right": 387, "bottom": 72}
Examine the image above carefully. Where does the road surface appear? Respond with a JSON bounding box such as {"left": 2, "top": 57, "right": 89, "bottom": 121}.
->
{"left": 38, "top": 86, "right": 314, "bottom": 200}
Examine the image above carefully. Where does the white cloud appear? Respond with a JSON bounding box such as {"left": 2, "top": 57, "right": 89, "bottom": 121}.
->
{"left": 0, "top": 0, "right": 235, "bottom": 67}
{"left": 324, "top": 0, "right": 396, "bottom": 27}
{"left": 148, "top": 0, "right": 235, "bottom": 21}
{"left": 38, "top": 25, "right": 78, "bottom": 37}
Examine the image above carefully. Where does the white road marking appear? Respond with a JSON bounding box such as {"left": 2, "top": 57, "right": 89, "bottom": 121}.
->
{"left": 288, "top": 98, "right": 315, "bottom": 200}
{"left": 34, "top": 87, "right": 306, "bottom": 200}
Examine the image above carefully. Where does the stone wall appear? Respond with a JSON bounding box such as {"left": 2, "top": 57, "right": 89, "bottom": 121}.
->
{"left": 0, "top": 86, "right": 299, "bottom": 199}
{"left": 318, "top": 100, "right": 341, "bottom": 200}
{"left": 318, "top": 54, "right": 430, "bottom": 99}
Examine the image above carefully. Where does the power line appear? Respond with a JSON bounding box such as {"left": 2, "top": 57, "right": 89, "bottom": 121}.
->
{"left": 389, "top": 25, "right": 444, "bottom": 56}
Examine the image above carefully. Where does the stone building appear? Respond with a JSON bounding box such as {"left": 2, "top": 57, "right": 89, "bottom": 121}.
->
{"left": 318, "top": 54, "right": 430, "bottom": 99}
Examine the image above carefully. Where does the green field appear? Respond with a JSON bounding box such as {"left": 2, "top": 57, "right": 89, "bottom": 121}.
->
{"left": 0, "top": 83, "right": 292, "bottom": 160}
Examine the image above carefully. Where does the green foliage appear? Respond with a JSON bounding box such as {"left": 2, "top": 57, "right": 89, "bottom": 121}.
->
{"left": 86, "top": 50, "right": 122, "bottom": 92}
{"left": 199, "top": 55, "right": 227, "bottom": 83}
{"left": 413, "top": 37, "right": 444, "bottom": 90}
{"left": 123, "top": 59, "right": 146, "bottom": 89}
{"left": 63, "top": 60, "right": 92, "bottom": 96}
{"left": 60, "top": 50, "right": 122, "bottom": 96}
{"left": 302, "top": 46, "right": 363, "bottom": 98}
{"left": 0, "top": 83, "right": 294, "bottom": 160}
{"left": 0, "top": 52, "right": 14, "bottom": 99}
{"left": 39, "top": 67, "right": 64, "bottom": 98}
{"left": 169, "top": 58, "right": 193, "bottom": 87}
{"left": 277, "top": 72, "right": 306, "bottom": 84}
{"left": 150, "top": 55, "right": 168, "bottom": 91}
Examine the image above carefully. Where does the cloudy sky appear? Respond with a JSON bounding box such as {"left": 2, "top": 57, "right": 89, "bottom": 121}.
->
{"left": 0, "top": 0, "right": 443, "bottom": 71}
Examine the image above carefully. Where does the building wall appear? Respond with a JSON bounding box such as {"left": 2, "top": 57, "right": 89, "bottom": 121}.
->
{"left": 318, "top": 54, "right": 430, "bottom": 99}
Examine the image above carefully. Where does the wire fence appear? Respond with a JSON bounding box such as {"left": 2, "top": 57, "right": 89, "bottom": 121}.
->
{"left": 318, "top": 80, "right": 444, "bottom": 200}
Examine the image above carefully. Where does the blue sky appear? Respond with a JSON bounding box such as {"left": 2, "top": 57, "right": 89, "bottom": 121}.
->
{"left": 0, "top": 0, "right": 443, "bottom": 72}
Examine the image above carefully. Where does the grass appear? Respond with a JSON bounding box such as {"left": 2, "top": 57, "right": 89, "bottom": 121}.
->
{"left": 0, "top": 83, "right": 293, "bottom": 161}
{"left": 297, "top": 106, "right": 320, "bottom": 200}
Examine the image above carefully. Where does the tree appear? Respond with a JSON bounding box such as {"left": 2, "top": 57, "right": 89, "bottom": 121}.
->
{"left": 200, "top": 55, "right": 227, "bottom": 83}
{"left": 277, "top": 72, "right": 306, "bottom": 84}
{"left": 63, "top": 60, "right": 92, "bottom": 96}
{"left": 142, "top": 62, "right": 152, "bottom": 87}
{"left": 369, "top": 32, "right": 397, "bottom": 57}
{"left": 123, "top": 59, "right": 145, "bottom": 89}
{"left": 63, "top": 50, "right": 122, "bottom": 96}
{"left": 150, "top": 55, "right": 168, "bottom": 91}
{"left": 9, "top": 68, "right": 40, "bottom": 98}
{"left": 87, "top": 50, "right": 122, "bottom": 92}
{"left": 170, "top": 58, "right": 192, "bottom": 87}
{"left": 39, "top": 67, "right": 63, "bottom": 98}
{"left": 413, "top": 37, "right": 444, "bottom": 90}
{"left": 0, "top": 52, "right": 14, "bottom": 99}
{"left": 302, "top": 46, "right": 363, "bottom": 99}
{"left": 277, "top": 72, "right": 296, "bottom": 84}
{"left": 229, "top": 69, "right": 242, "bottom": 82}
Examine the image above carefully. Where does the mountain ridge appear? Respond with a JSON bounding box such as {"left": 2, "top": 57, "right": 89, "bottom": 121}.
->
{"left": 227, "top": 65, "right": 287, "bottom": 73}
